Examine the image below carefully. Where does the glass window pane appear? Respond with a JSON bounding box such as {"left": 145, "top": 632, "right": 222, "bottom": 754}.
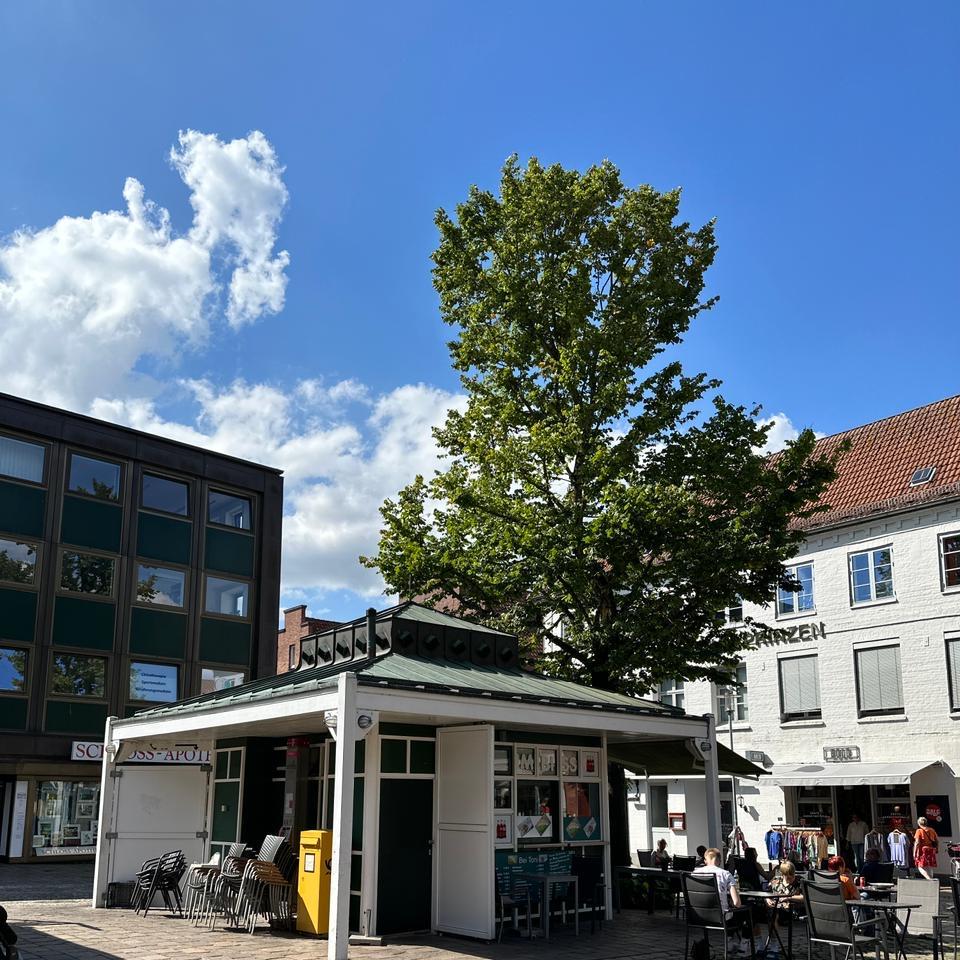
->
{"left": 0, "top": 435, "right": 45, "bottom": 483}
{"left": 200, "top": 667, "right": 245, "bottom": 693}
{"left": 850, "top": 553, "right": 869, "bottom": 572}
{"left": 943, "top": 536, "right": 960, "bottom": 555}
{"left": 136, "top": 564, "right": 185, "bottom": 607}
{"left": 60, "top": 552, "right": 115, "bottom": 596}
{"left": 205, "top": 576, "right": 249, "bottom": 618}
{"left": 129, "top": 662, "right": 178, "bottom": 702}
{"left": 0, "top": 537, "right": 38, "bottom": 585}
{"left": 874, "top": 580, "right": 894, "bottom": 599}
{"left": 778, "top": 588, "right": 795, "bottom": 614}
{"left": 853, "top": 582, "right": 872, "bottom": 603}
{"left": 51, "top": 654, "right": 105, "bottom": 697}
{"left": 208, "top": 491, "right": 251, "bottom": 530}
{"left": 142, "top": 474, "right": 189, "bottom": 516}
{"left": 874, "top": 548, "right": 892, "bottom": 567}
{"left": 68, "top": 454, "right": 120, "bottom": 500}
{"left": 33, "top": 780, "right": 100, "bottom": 855}
{"left": 0, "top": 647, "right": 27, "bottom": 692}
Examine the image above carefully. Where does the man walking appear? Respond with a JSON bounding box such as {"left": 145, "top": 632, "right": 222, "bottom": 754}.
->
{"left": 845, "top": 814, "right": 868, "bottom": 871}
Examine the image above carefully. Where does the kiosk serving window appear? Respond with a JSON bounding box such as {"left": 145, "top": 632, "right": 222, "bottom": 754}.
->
{"left": 494, "top": 739, "right": 603, "bottom": 847}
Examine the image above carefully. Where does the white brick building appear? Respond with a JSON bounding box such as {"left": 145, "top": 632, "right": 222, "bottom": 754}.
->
{"left": 629, "top": 395, "right": 960, "bottom": 875}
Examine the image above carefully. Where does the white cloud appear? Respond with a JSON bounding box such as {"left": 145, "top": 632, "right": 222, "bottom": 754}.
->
{"left": 757, "top": 412, "right": 824, "bottom": 454}
{"left": 0, "top": 130, "right": 289, "bottom": 412}
{"left": 94, "top": 380, "right": 464, "bottom": 598}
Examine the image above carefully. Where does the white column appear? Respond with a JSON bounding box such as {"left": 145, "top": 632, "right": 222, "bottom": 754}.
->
{"left": 644, "top": 772, "right": 655, "bottom": 852}
{"left": 328, "top": 673, "right": 357, "bottom": 960}
{"left": 702, "top": 715, "right": 722, "bottom": 849}
{"left": 92, "top": 716, "right": 118, "bottom": 908}
{"left": 600, "top": 732, "right": 614, "bottom": 919}
{"left": 359, "top": 729, "right": 380, "bottom": 936}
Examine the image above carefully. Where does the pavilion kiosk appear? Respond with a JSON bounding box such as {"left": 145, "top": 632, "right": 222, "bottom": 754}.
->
{"left": 92, "top": 603, "right": 724, "bottom": 960}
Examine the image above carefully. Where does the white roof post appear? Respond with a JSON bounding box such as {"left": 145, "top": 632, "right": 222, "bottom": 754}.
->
{"left": 700, "top": 714, "right": 722, "bottom": 849}
{"left": 327, "top": 671, "right": 358, "bottom": 960}
{"left": 92, "top": 715, "right": 118, "bottom": 908}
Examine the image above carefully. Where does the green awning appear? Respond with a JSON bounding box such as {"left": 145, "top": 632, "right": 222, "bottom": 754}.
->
{"left": 608, "top": 740, "right": 767, "bottom": 778}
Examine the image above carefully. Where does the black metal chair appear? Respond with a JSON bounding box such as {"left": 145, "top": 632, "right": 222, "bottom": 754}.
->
{"left": 133, "top": 849, "right": 187, "bottom": 917}
{"left": 571, "top": 854, "right": 606, "bottom": 933}
{"left": 674, "top": 855, "right": 697, "bottom": 872}
{"left": 637, "top": 849, "right": 655, "bottom": 867}
{"left": 802, "top": 878, "right": 886, "bottom": 960}
{"left": 809, "top": 867, "right": 840, "bottom": 882}
{"left": 682, "top": 872, "right": 756, "bottom": 960}
{"left": 495, "top": 866, "right": 532, "bottom": 942}
{"left": 947, "top": 876, "right": 960, "bottom": 960}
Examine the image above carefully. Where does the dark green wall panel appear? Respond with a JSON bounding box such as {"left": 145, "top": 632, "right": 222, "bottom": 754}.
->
{"left": 60, "top": 496, "right": 122, "bottom": 552}
{"left": 204, "top": 527, "right": 254, "bottom": 577}
{"left": 129, "top": 607, "right": 187, "bottom": 659}
{"left": 0, "top": 697, "right": 28, "bottom": 730}
{"left": 137, "top": 512, "right": 192, "bottom": 565}
{"left": 199, "top": 617, "right": 251, "bottom": 666}
{"left": 45, "top": 700, "right": 108, "bottom": 734}
{"left": 0, "top": 588, "right": 37, "bottom": 643}
{"left": 53, "top": 597, "right": 116, "bottom": 650}
{"left": 0, "top": 481, "right": 45, "bottom": 538}
{"left": 212, "top": 781, "right": 241, "bottom": 842}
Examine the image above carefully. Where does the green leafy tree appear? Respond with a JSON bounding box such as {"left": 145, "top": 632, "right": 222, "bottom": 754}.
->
{"left": 364, "top": 157, "right": 842, "bottom": 696}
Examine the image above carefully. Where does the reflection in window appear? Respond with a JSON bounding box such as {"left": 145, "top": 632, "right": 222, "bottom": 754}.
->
{"left": 0, "top": 537, "right": 38, "bottom": 585}
{"left": 0, "top": 435, "right": 45, "bottom": 484}
{"left": 142, "top": 474, "right": 189, "bottom": 516}
{"left": 208, "top": 491, "right": 251, "bottom": 530}
{"left": 33, "top": 780, "right": 100, "bottom": 856}
{"left": 129, "top": 662, "right": 179, "bottom": 702}
{"left": 778, "top": 563, "right": 815, "bottom": 615}
{"left": 0, "top": 647, "right": 27, "bottom": 692}
{"left": 201, "top": 667, "right": 246, "bottom": 693}
{"left": 941, "top": 535, "right": 960, "bottom": 588}
{"left": 136, "top": 564, "right": 185, "bottom": 607}
{"left": 516, "top": 780, "right": 559, "bottom": 843}
{"left": 849, "top": 548, "right": 895, "bottom": 604}
{"left": 658, "top": 678, "right": 684, "bottom": 709}
{"left": 68, "top": 454, "right": 121, "bottom": 500}
{"left": 51, "top": 654, "right": 106, "bottom": 697}
{"left": 205, "top": 576, "right": 249, "bottom": 618}
{"left": 60, "top": 552, "right": 115, "bottom": 596}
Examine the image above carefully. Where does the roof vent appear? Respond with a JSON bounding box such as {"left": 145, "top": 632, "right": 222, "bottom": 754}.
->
{"left": 909, "top": 466, "right": 936, "bottom": 486}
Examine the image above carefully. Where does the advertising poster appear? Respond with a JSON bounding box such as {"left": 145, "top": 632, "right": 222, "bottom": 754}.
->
{"left": 915, "top": 795, "right": 952, "bottom": 837}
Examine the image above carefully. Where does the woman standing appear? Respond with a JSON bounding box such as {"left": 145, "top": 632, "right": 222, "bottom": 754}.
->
{"left": 914, "top": 816, "right": 939, "bottom": 880}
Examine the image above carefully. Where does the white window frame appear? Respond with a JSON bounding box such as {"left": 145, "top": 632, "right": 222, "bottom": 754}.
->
{"left": 848, "top": 546, "right": 896, "bottom": 606}
{"left": 946, "top": 633, "right": 960, "bottom": 713}
{"left": 853, "top": 643, "right": 904, "bottom": 717}
{"left": 657, "top": 678, "right": 684, "bottom": 709}
{"left": 940, "top": 533, "right": 960, "bottom": 592}
{"left": 778, "top": 653, "right": 821, "bottom": 721}
{"left": 777, "top": 562, "right": 815, "bottom": 618}
{"left": 718, "top": 662, "right": 748, "bottom": 724}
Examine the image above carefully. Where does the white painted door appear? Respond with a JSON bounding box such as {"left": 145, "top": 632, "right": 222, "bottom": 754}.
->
{"left": 434, "top": 724, "right": 494, "bottom": 939}
{"left": 101, "top": 765, "right": 210, "bottom": 889}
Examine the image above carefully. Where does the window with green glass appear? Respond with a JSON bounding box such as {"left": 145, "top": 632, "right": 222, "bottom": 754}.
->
{"left": 0, "top": 537, "right": 38, "bottom": 586}
{"left": 60, "top": 551, "right": 115, "bottom": 597}
{"left": 68, "top": 453, "right": 121, "bottom": 501}
{"left": 50, "top": 653, "right": 106, "bottom": 697}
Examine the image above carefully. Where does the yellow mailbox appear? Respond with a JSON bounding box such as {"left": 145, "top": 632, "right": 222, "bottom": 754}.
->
{"left": 297, "top": 829, "right": 333, "bottom": 935}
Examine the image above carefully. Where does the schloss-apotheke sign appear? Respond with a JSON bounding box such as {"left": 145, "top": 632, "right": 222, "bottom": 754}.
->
{"left": 823, "top": 745, "right": 861, "bottom": 763}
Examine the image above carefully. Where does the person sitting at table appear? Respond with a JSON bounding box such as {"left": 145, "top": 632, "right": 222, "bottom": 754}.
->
{"left": 693, "top": 848, "right": 754, "bottom": 955}
{"left": 736, "top": 847, "right": 771, "bottom": 892}
{"left": 694, "top": 845, "right": 707, "bottom": 868}
{"left": 653, "top": 838, "right": 671, "bottom": 869}
{"left": 766, "top": 861, "right": 803, "bottom": 956}
{"left": 826, "top": 855, "right": 858, "bottom": 901}
{"left": 858, "top": 847, "right": 888, "bottom": 887}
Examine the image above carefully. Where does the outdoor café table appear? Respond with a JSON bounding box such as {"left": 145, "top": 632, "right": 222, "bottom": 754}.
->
{"left": 846, "top": 900, "right": 921, "bottom": 960}
{"left": 519, "top": 871, "right": 579, "bottom": 940}
{"left": 613, "top": 865, "right": 685, "bottom": 916}
{"left": 740, "top": 890, "right": 798, "bottom": 960}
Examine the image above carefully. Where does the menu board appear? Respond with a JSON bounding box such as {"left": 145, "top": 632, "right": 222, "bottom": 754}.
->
{"left": 494, "top": 849, "right": 573, "bottom": 894}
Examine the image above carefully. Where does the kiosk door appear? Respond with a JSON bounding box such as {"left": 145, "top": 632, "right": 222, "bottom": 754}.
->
{"left": 434, "top": 724, "right": 494, "bottom": 939}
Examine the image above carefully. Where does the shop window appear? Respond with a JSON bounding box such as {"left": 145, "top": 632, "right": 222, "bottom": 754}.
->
{"left": 129, "top": 661, "right": 179, "bottom": 703}
{"left": 32, "top": 780, "right": 100, "bottom": 856}
{"left": 50, "top": 654, "right": 106, "bottom": 698}
{"left": 946, "top": 635, "right": 960, "bottom": 712}
{"left": 517, "top": 780, "right": 559, "bottom": 843}
{"left": 59, "top": 551, "right": 115, "bottom": 597}
{"left": 0, "top": 434, "right": 45, "bottom": 484}
{"left": 718, "top": 662, "right": 748, "bottom": 723}
{"left": 940, "top": 535, "right": 960, "bottom": 590}
{"left": 200, "top": 666, "right": 246, "bottom": 693}
{"left": 0, "top": 536, "right": 38, "bottom": 586}
{"left": 142, "top": 474, "right": 189, "bottom": 517}
{"left": 658, "top": 679, "right": 684, "bottom": 709}
{"left": 0, "top": 647, "right": 27, "bottom": 692}
{"left": 855, "top": 644, "right": 904, "bottom": 716}
{"left": 67, "top": 453, "right": 121, "bottom": 501}
{"left": 205, "top": 576, "right": 249, "bottom": 619}
{"left": 778, "top": 654, "right": 821, "bottom": 721}
{"left": 208, "top": 491, "right": 251, "bottom": 530}
{"left": 777, "top": 563, "right": 814, "bottom": 616}
{"left": 650, "top": 783, "right": 668, "bottom": 828}
{"left": 135, "top": 563, "right": 186, "bottom": 608}
{"left": 849, "top": 547, "right": 895, "bottom": 604}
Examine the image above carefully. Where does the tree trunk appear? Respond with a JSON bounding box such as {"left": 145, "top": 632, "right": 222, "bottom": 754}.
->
{"left": 607, "top": 762, "right": 631, "bottom": 867}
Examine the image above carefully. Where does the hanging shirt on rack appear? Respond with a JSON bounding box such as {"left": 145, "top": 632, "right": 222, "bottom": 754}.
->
{"left": 865, "top": 831, "right": 886, "bottom": 861}
{"left": 888, "top": 830, "right": 910, "bottom": 867}
{"left": 765, "top": 830, "right": 782, "bottom": 860}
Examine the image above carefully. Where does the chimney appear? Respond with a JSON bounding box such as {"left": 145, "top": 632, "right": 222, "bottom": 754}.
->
{"left": 366, "top": 607, "right": 377, "bottom": 659}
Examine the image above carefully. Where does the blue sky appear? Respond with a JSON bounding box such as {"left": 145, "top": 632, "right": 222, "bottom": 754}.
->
{"left": 0, "top": 2, "right": 957, "bottom": 622}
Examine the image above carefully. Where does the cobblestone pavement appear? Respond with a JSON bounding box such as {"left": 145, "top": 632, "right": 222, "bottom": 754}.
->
{"left": 0, "top": 866, "right": 949, "bottom": 959}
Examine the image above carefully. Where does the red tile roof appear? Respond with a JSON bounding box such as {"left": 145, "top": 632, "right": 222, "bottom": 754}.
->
{"left": 801, "top": 394, "right": 960, "bottom": 530}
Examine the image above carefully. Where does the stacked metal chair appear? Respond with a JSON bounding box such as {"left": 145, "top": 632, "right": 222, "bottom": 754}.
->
{"left": 132, "top": 850, "right": 187, "bottom": 916}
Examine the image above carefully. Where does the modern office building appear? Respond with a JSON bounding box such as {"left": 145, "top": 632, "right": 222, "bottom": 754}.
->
{"left": 0, "top": 392, "right": 282, "bottom": 862}
{"left": 629, "top": 394, "right": 960, "bottom": 875}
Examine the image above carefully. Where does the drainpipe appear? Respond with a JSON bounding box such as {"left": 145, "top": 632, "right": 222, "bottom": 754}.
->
{"left": 366, "top": 607, "right": 377, "bottom": 659}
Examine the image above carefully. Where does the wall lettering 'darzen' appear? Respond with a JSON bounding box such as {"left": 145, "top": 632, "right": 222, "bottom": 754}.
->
{"left": 746, "top": 621, "right": 826, "bottom": 648}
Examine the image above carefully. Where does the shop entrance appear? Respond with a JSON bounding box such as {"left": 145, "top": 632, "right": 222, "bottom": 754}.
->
{"left": 835, "top": 785, "right": 871, "bottom": 861}
{"left": 376, "top": 779, "right": 433, "bottom": 934}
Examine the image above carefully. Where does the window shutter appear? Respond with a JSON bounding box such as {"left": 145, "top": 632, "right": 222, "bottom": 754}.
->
{"left": 797, "top": 656, "right": 820, "bottom": 711}
{"left": 780, "top": 656, "right": 819, "bottom": 715}
{"left": 857, "top": 646, "right": 903, "bottom": 712}
{"left": 948, "top": 640, "right": 960, "bottom": 710}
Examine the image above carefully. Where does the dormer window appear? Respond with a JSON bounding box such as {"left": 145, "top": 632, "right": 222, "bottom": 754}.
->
{"left": 909, "top": 466, "right": 936, "bottom": 486}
